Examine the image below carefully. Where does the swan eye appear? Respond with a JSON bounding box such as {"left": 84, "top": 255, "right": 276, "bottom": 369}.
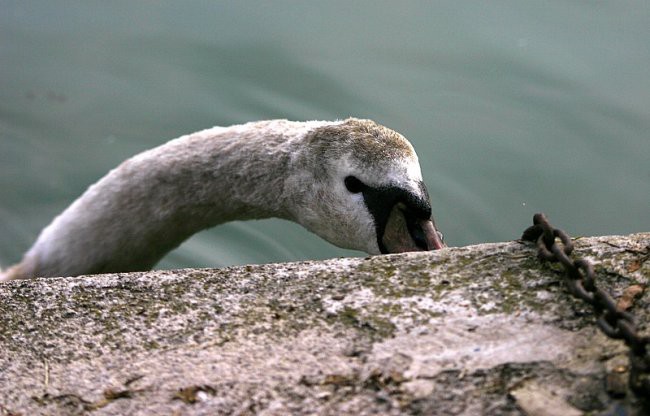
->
{"left": 344, "top": 176, "right": 364, "bottom": 194}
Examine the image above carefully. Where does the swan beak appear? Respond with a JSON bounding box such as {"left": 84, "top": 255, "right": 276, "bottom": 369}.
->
{"left": 381, "top": 203, "right": 446, "bottom": 253}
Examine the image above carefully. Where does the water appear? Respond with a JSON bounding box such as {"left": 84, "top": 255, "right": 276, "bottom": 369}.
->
{"left": 1, "top": 1, "right": 649, "bottom": 271}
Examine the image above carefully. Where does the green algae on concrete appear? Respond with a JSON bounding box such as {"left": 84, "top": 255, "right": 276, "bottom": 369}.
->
{"left": 0, "top": 233, "right": 648, "bottom": 415}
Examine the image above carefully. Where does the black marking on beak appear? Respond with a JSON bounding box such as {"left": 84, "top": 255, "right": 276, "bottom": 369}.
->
{"left": 404, "top": 207, "right": 429, "bottom": 250}
{"left": 344, "top": 177, "right": 433, "bottom": 254}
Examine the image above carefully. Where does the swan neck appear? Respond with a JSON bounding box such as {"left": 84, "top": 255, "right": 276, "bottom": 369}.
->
{"left": 20, "top": 120, "right": 321, "bottom": 277}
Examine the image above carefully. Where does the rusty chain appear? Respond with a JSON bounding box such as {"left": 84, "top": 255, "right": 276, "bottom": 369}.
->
{"left": 521, "top": 213, "right": 650, "bottom": 399}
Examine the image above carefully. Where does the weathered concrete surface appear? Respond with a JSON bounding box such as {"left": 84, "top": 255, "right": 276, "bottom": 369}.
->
{"left": 0, "top": 234, "right": 648, "bottom": 415}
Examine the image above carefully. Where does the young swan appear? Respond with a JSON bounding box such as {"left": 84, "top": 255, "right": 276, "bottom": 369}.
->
{"left": 1, "top": 118, "right": 444, "bottom": 280}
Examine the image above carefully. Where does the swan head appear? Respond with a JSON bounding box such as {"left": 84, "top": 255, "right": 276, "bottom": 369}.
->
{"left": 288, "top": 118, "right": 445, "bottom": 255}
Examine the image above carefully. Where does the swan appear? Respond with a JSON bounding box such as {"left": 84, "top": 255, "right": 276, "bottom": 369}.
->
{"left": 0, "top": 118, "right": 444, "bottom": 281}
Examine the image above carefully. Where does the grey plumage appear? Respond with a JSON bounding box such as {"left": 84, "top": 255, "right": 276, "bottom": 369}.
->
{"left": 1, "top": 118, "right": 444, "bottom": 280}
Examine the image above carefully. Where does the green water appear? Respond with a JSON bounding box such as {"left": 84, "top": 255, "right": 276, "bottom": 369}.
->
{"left": 1, "top": 2, "right": 649, "bottom": 270}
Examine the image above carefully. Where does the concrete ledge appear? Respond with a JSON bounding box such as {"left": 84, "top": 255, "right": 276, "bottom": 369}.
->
{"left": 1, "top": 234, "right": 649, "bottom": 415}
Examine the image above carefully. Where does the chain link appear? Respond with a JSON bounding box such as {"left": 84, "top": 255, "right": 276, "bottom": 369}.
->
{"left": 521, "top": 213, "right": 650, "bottom": 398}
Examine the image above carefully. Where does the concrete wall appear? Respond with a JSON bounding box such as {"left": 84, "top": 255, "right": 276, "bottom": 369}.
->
{"left": 1, "top": 233, "right": 649, "bottom": 415}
